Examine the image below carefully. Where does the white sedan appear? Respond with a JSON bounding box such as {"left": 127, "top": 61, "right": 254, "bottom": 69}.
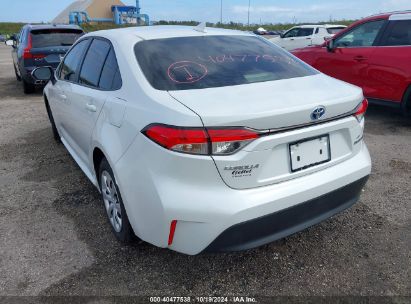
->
{"left": 33, "top": 25, "right": 371, "bottom": 255}
{"left": 270, "top": 24, "right": 346, "bottom": 51}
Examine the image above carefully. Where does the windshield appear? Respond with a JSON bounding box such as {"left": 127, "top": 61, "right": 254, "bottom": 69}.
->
{"left": 31, "top": 29, "right": 84, "bottom": 48}
{"left": 134, "top": 35, "right": 317, "bottom": 91}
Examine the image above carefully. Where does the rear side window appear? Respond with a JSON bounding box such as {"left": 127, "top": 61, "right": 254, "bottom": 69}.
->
{"left": 79, "top": 39, "right": 111, "bottom": 87}
{"left": 297, "top": 28, "right": 314, "bottom": 37}
{"left": 99, "top": 48, "right": 122, "bottom": 90}
{"left": 31, "top": 29, "right": 83, "bottom": 48}
{"left": 380, "top": 20, "right": 411, "bottom": 46}
{"left": 59, "top": 39, "right": 89, "bottom": 82}
{"left": 134, "top": 35, "right": 317, "bottom": 91}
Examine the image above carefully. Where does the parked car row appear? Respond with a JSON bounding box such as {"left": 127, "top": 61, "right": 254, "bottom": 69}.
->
{"left": 292, "top": 12, "right": 411, "bottom": 115}
{"left": 253, "top": 27, "right": 284, "bottom": 36}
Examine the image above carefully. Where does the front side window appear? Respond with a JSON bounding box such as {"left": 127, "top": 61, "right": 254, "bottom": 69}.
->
{"left": 284, "top": 28, "right": 299, "bottom": 38}
{"left": 380, "top": 20, "right": 411, "bottom": 46}
{"left": 335, "top": 20, "right": 385, "bottom": 47}
{"left": 79, "top": 39, "right": 111, "bottom": 87}
{"left": 134, "top": 35, "right": 317, "bottom": 91}
{"left": 59, "top": 39, "right": 89, "bottom": 82}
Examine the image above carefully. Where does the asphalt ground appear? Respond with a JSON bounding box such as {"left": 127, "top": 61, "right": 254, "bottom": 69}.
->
{"left": 0, "top": 44, "right": 410, "bottom": 301}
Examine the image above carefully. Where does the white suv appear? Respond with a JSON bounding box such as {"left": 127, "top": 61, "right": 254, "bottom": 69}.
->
{"left": 270, "top": 24, "right": 346, "bottom": 51}
{"left": 33, "top": 26, "right": 371, "bottom": 255}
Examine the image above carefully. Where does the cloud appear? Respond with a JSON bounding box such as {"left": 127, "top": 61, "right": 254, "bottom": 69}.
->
{"left": 231, "top": 3, "right": 353, "bottom": 23}
{"left": 232, "top": 4, "right": 337, "bottom": 14}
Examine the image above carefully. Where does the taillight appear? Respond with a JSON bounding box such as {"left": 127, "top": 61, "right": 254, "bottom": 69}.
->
{"left": 23, "top": 34, "right": 33, "bottom": 59}
{"left": 208, "top": 128, "right": 259, "bottom": 155}
{"left": 354, "top": 98, "right": 368, "bottom": 122}
{"left": 142, "top": 124, "right": 261, "bottom": 155}
{"left": 23, "top": 34, "right": 45, "bottom": 60}
{"left": 143, "top": 124, "right": 209, "bottom": 155}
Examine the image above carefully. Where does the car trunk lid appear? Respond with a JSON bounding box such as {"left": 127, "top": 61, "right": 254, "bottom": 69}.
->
{"left": 168, "top": 74, "right": 363, "bottom": 130}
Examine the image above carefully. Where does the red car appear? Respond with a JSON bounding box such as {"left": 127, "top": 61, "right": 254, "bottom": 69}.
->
{"left": 292, "top": 11, "right": 411, "bottom": 115}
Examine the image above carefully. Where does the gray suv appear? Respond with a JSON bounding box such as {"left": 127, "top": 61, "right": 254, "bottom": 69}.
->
{"left": 7, "top": 24, "right": 84, "bottom": 94}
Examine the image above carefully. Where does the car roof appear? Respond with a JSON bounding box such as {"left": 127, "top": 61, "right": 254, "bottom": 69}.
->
{"left": 25, "top": 24, "right": 83, "bottom": 31}
{"left": 84, "top": 25, "right": 253, "bottom": 41}
{"left": 362, "top": 10, "right": 411, "bottom": 22}
{"left": 296, "top": 24, "right": 346, "bottom": 28}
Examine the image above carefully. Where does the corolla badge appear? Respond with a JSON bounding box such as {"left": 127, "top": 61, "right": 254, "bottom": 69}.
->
{"left": 310, "top": 106, "right": 326, "bottom": 121}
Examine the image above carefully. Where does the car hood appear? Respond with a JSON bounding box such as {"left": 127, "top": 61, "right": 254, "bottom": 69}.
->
{"left": 168, "top": 73, "right": 363, "bottom": 130}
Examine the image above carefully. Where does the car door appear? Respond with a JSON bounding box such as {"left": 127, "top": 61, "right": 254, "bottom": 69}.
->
{"left": 310, "top": 27, "right": 322, "bottom": 45}
{"left": 365, "top": 18, "right": 411, "bottom": 103}
{"left": 288, "top": 27, "right": 315, "bottom": 50}
{"left": 312, "top": 19, "right": 386, "bottom": 89}
{"left": 278, "top": 27, "right": 299, "bottom": 50}
{"left": 65, "top": 38, "right": 112, "bottom": 165}
{"left": 52, "top": 39, "right": 91, "bottom": 145}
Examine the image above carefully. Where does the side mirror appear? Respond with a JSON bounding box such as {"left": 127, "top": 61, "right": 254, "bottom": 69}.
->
{"left": 32, "top": 67, "right": 55, "bottom": 84}
{"left": 5, "top": 40, "right": 14, "bottom": 47}
{"left": 326, "top": 39, "right": 336, "bottom": 52}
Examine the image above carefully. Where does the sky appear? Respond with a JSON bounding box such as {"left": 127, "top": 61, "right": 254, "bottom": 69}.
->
{"left": 0, "top": 0, "right": 410, "bottom": 24}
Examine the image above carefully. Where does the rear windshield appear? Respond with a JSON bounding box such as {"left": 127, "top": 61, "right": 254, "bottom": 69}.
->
{"left": 31, "top": 29, "right": 84, "bottom": 48}
{"left": 134, "top": 35, "right": 317, "bottom": 91}
{"left": 327, "top": 27, "right": 345, "bottom": 34}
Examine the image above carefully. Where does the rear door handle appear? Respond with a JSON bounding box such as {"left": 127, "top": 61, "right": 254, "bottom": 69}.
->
{"left": 85, "top": 103, "right": 97, "bottom": 112}
{"left": 59, "top": 94, "right": 67, "bottom": 101}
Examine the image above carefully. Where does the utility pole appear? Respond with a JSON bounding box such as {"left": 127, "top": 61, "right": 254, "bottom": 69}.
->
{"left": 247, "top": 0, "right": 251, "bottom": 27}
{"left": 220, "top": 0, "right": 223, "bottom": 24}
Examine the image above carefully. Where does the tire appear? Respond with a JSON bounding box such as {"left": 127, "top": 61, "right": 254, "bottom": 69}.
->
{"left": 14, "top": 65, "right": 21, "bottom": 81}
{"left": 402, "top": 86, "right": 411, "bottom": 117}
{"left": 22, "top": 78, "right": 35, "bottom": 94}
{"left": 45, "top": 100, "right": 61, "bottom": 143}
{"left": 99, "top": 158, "right": 135, "bottom": 244}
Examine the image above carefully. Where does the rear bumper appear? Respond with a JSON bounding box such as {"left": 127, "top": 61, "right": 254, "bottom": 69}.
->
{"left": 205, "top": 176, "right": 368, "bottom": 252}
{"left": 116, "top": 137, "right": 371, "bottom": 255}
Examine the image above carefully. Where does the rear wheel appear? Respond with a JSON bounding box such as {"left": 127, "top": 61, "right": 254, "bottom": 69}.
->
{"left": 22, "top": 79, "right": 35, "bottom": 94}
{"left": 99, "top": 158, "right": 134, "bottom": 244}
